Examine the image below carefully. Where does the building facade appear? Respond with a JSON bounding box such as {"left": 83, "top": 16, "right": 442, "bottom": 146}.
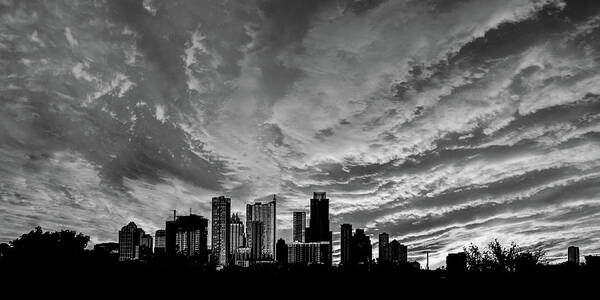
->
{"left": 246, "top": 196, "right": 276, "bottom": 260}
{"left": 340, "top": 224, "right": 353, "bottom": 265}
{"left": 118, "top": 222, "right": 142, "bottom": 262}
{"left": 211, "top": 196, "right": 231, "bottom": 266}
{"left": 165, "top": 213, "right": 209, "bottom": 262}
{"left": 230, "top": 213, "right": 245, "bottom": 259}
{"left": 287, "top": 241, "right": 331, "bottom": 265}
{"left": 305, "top": 192, "right": 332, "bottom": 265}
{"left": 378, "top": 232, "right": 390, "bottom": 263}
{"left": 292, "top": 211, "right": 306, "bottom": 242}
{"left": 568, "top": 246, "right": 580, "bottom": 264}
{"left": 154, "top": 229, "right": 166, "bottom": 254}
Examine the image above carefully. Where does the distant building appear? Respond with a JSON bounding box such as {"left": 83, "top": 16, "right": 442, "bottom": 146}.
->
{"left": 246, "top": 195, "right": 277, "bottom": 260}
{"left": 276, "top": 239, "right": 288, "bottom": 265}
{"left": 118, "top": 222, "right": 142, "bottom": 262}
{"left": 585, "top": 255, "right": 600, "bottom": 268}
{"left": 94, "top": 242, "right": 119, "bottom": 260}
{"left": 154, "top": 229, "right": 166, "bottom": 254}
{"left": 234, "top": 247, "right": 252, "bottom": 267}
{"left": 165, "top": 212, "right": 209, "bottom": 262}
{"left": 292, "top": 211, "right": 306, "bottom": 242}
{"left": 351, "top": 229, "right": 372, "bottom": 265}
{"left": 287, "top": 241, "right": 331, "bottom": 265}
{"left": 340, "top": 224, "right": 353, "bottom": 266}
{"left": 446, "top": 252, "right": 467, "bottom": 273}
{"left": 568, "top": 246, "right": 580, "bottom": 264}
{"left": 140, "top": 233, "right": 153, "bottom": 259}
{"left": 250, "top": 221, "right": 264, "bottom": 260}
{"left": 378, "top": 232, "right": 390, "bottom": 263}
{"left": 389, "top": 240, "right": 408, "bottom": 263}
{"left": 305, "top": 192, "right": 332, "bottom": 265}
{"left": 212, "top": 196, "right": 231, "bottom": 266}
{"left": 230, "top": 213, "right": 245, "bottom": 258}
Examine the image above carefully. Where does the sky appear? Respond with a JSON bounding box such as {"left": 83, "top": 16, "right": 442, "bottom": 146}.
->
{"left": 1, "top": 0, "right": 600, "bottom": 267}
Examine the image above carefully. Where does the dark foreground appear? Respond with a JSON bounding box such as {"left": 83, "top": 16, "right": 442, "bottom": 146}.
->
{"left": 1, "top": 261, "right": 598, "bottom": 297}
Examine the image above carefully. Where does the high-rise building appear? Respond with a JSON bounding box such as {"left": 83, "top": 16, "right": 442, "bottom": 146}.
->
{"left": 351, "top": 229, "right": 372, "bottom": 265}
{"left": 305, "top": 192, "right": 332, "bottom": 265}
{"left": 250, "top": 221, "right": 264, "bottom": 260}
{"left": 276, "top": 238, "right": 288, "bottom": 265}
{"left": 568, "top": 246, "right": 580, "bottom": 264}
{"left": 287, "top": 241, "right": 331, "bottom": 265}
{"left": 140, "top": 233, "right": 153, "bottom": 259}
{"left": 230, "top": 213, "right": 245, "bottom": 259}
{"left": 306, "top": 192, "right": 331, "bottom": 242}
{"left": 165, "top": 212, "right": 209, "bottom": 262}
{"left": 292, "top": 211, "right": 306, "bottom": 242}
{"left": 389, "top": 240, "right": 407, "bottom": 263}
{"left": 212, "top": 196, "right": 231, "bottom": 266}
{"left": 246, "top": 195, "right": 276, "bottom": 260}
{"left": 340, "top": 224, "right": 353, "bottom": 265}
{"left": 378, "top": 232, "right": 390, "bottom": 263}
{"left": 154, "top": 229, "right": 166, "bottom": 254}
{"left": 118, "top": 222, "right": 142, "bottom": 262}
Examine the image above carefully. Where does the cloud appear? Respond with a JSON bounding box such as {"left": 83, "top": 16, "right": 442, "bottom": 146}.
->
{"left": 1, "top": 0, "right": 600, "bottom": 268}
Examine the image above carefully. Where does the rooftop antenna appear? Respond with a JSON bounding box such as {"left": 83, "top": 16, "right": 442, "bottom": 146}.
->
{"left": 173, "top": 210, "right": 177, "bottom": 221}
{"left": 273, "top": 194, "right": 277, "bottom": 201}
{"left": 426, "top": 251, "right": 430, "bottom": 270}
{"left": 189, "top": 208, "right": 192, "bottom": 215}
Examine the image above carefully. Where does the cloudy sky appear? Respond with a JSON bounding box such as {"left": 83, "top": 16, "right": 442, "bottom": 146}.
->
{"left": 2, "top": 0, "right": 600, "bottom": 267}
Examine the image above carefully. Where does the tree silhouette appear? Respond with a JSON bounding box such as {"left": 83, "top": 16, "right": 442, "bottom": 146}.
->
{"left": 4, "top": 226, "right": 90, "bottom": 263}
{"left": 464, "top": 239, "right": 545, "bottom": 272}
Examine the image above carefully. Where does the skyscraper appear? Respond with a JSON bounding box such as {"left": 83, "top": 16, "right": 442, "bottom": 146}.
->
{"left": 389, "top": 240, "right": 407, "bottom": 263}
{"left": 250, "top": 221, "right": 264, "bottom": 260}
{"left": 246, "top": 195, "right": 276, "bottom": 260}
{"left": 305, "top": 192, "right": 332, "bottom": 265}
{"left": 165, "top": 213, "right": 209, "bottom": 261}
{"left": 140, "top": 233, "right": 153, "bottom": 259}
{"left": 230, "top": 213, "right": 245, "bottom": 258}
{"left": 276, "top": 238, "right": 288, "bottom": 265}
{"left": 154, "top": 229, "right": 166, "bottom": 254}
{"left": 568, "top": 246, "right": 580, "bottom": 264}
{"left": 340, "top": 224, "right": 353, "bottom": 265}
{"left": 351, "top": 229, "right": 372, "bottom": 265}
{"left": 378, "top": 232, "right": 390, "bottom": 263}
{"left": 118, "top": 222, "right": 142, "bottom": 262}
{"left": 292, "top": 211, "right": 306, "bottom": 242}
{"left": 212, "top": 196, "right": 231, "bottom": 266}
{"left": 306, "top": 192, "right": 331, "bottom": 243}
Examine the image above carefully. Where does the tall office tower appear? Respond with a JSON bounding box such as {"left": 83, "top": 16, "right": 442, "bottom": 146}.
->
{"left": 165, "top": 213, "right": 209, "bottom": 261}
{"left": 305, "top": 192, "right": 332, "bottom": 265}
{"left": 306, "top": 192, "right": 331, "bottom": 242}
{"left": 568, "top": 246, "right": 580, "bottom": 264}
{"left": 292, "top": 211, "right": 306, "bottom": 242}
{"left": 276, "top": 238, "right": 288, "bottom": 265}
{"left": 378, "top": 232, "right": 390, "bottom": 263}
{"left": 212, "top": 196, "right": 231, "bottom": 266}
{"left": 340, "top": 224, "right": 353, "bottom": 265}
{"left": 351, "top": 229, "right": 372, "bottom": 265}
{"left": 154, "top": 229, "right": 166, "bottom": 254}
{"left": 230, "top": 213, "right": 245, "bottom": 257}
{"left": 246, "top": 195, "right": 276, "bottom": 259}
{"left": 140, "top": 233, "right": 153, "bottom": 259}
{"left": 118, "top": 222, "right": 142, "bottom": 262}
{"left": 389, "top": 240, "right": 407, "bottom": 263}
{"left": 250, "top": 221, "right": 264, "bottom": 260}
